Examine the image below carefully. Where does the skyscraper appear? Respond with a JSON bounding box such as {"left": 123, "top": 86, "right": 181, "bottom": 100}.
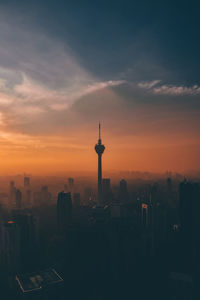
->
{"left": 9, "top": 181, "right": 16, "bottom": 208}
{"left": 0, "top": 221, "right": 21, "bottom": 273}
{"left": 95, "top": 123, "right": 105, "bottom": 206}
{"left": 57, "top": 191, "right": 72, "bottom": 232}
{"left": 179, "top": 181, "right": 200, "bottom": 240}
{"left": 119, "top": 179, "right": 129, "bottom": 203}
{"left": 73, "top": 192, "right": 81, "bottom": 207}
{"left": 102, "top": 178, "right": 113, "bottom": 204}
{"left": 68, "top": 178, "right": 74, "bottom": 192}
{"left": 12, "top": 211, "right": 39, "bottom": 261}
{"left": 102, "top": 178, "right": 111, "bottom": 195}
{"left": 23, "top": 176, "right": 31, "bottom": 207}
{"left": 15, "top": 189, "right": 22, "bottom": 209}
{"left": 24, "top": 176, "right": 30, "bottom": 188}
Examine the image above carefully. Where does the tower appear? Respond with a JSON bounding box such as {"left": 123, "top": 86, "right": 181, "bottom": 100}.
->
{"left": 95, "top": 123, "right": 105, "bottom": 205}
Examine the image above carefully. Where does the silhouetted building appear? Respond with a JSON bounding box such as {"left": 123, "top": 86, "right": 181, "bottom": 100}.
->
{"left": 24, "top": 176, "right": 30, "bottom": 188}
{"left": 41, "top": 185, "right": 52, "bottom": 205}
{"left": 119, "top": 179, "right": 129, "bottom": 203}
{"left": 15, "top": 189, "right": 22, "bottom": 209}
{"left": 179, "top": 181, "right": 199, "bottom": 235}
{"left": 73, "top": 192, "right": 81, "bottom": 207}
{"left": 33, "top": 186, "right": 51, "bottom": 206}
{"left": 167, "top": 177, "right": 172, "bottom": 191}
{"left": 68, "top": 178, "right": 74, "bottom": 192}
{"left": 110, "top": 203, "right": 122, "bottom": 218}
{"left": 24, "top": 189, "right": 32, "bottom": 207}
{"left": 9, "top": 181, "right": 16, "bottom": 208}
{"left": 141, "top": 203, "right": 149, "bottom": 228}
{"left": 64, "top": 224, "right": 109, "bottom": 284}
{"left": 169, "top": 272, "right": 194, "bottom": 300}
{"left": 33, "top": 191, "right": 40, "bottom": 206}
{"left": 102, "top": 178, "right": 113, "bottom": 204}
{"left": 102, "top": 178, "right": 111, "bottom": 194}
{"left": 0, "top": 221, "right": 20, "bottom": 273}
{"left": 12, "top": 210, "right": 39, "bottom": 267}
{"left": 57, "top": 192, "right": 72, "bottom": 232}
{"left": 179, "top": 181, "right": 200, "bottom": 260}
{"left": 83, "top": 187, "right": 95, "bottom": 205}
{"left": 95, "top": 123, "right": 105, "bottom": 206}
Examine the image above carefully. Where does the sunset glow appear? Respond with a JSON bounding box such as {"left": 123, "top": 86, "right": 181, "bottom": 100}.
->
{"left": 0, "top": 3, "right": 199, "bottom": 175}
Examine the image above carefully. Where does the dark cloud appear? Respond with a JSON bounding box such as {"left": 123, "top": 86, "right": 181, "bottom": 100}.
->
{"left": 1, "top": 0, "right": 200, "bottom": 82}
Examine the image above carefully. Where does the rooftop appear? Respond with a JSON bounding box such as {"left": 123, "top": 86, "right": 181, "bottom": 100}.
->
{"left": 16, "top": 268, "right": 63, "bottom": 293}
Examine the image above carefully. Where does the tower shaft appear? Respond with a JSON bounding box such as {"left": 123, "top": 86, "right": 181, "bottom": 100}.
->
{"left": 98, "top": 153, "right": 103, "bottom": 204}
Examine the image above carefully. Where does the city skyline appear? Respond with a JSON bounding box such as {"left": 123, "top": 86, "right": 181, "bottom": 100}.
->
{"left": 0, "top": 1, "right": 199, "bottom": 174}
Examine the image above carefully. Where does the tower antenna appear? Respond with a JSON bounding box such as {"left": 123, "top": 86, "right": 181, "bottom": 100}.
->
{"left": 99, "top": 122, "right": 101, "bottom": 140}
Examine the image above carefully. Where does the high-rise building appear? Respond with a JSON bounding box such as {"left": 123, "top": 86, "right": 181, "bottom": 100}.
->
{"left": 24, "top": 177, "right": 30, "bottom": 188}
{"left": 68, "top": 178, "right": 74, "bottom": 192}
{"left": 9, "top": 181, "right": 16, "bottom": 208}
{"left": 73, "top": 193, "right": 81, "bottom": 207}
{"left": 119, "top": 179, "right": 129, "bottom": 203}
{"left": 179, "top": 181, "right": 200, "bottom": 239}
{"left": 33, "top": 186, "right": 51, "bottom": 206}
{"left": 102, "top": 178, "right": 113, "bottom": 204}
{"left": 167, "top": 177, "right": 172, "bottom": 191}
{"left": 102, "top": 178, "right": 111, "bottom": 194}
{"left": 15, "top": 189, "right": 22, "bottom": 209}
{"left": 12, "top": 210, "right": 39, "bottom": 267}
{"left": 0, "top": 221, "right": 21, "bottom": 273}
{"left": 179, "top": 181, "right": 200, "bottom": 297}
{"left": 141, "top": 203, "right": 149, "bottom": 227}
{"left": 95, "top": 123, "right": 105, "bottom": 206}
{"left": 23, "top": 177, "right": 32, "bottom": 207}
{"left": 25, "top": 189, "right": 32, "bottom": 207}
{"left": 57, "top": 192, "right": 72, "bottom": 232}
{"left": 83, "top": 187, "right": 95, "bottom": 205}
{"left": 41, "top": 185, "right": 52, "bottom": 205}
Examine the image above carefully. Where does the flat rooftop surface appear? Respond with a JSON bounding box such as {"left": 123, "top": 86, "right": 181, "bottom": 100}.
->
{"left": 16, "top": 268, "right": 63, "bottom": 293}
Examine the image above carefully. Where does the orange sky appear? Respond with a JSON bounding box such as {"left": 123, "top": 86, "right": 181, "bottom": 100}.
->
{"left": 0, "top": 84, "right": 199, "bottom": 175}
{"left": 0, "top": 127, "right": 199, "bottom": 175}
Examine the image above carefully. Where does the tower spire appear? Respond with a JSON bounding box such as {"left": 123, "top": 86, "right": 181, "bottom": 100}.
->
{"left": 99, "top": 122, "right": 101, "bottom": 140}
{"left": 98, "top": 122, "right": 102, "bottom": 144}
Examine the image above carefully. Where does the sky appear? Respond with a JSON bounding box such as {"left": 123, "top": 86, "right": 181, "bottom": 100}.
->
{"left": 0, "top": 0, "right": 200, "bottom": 174}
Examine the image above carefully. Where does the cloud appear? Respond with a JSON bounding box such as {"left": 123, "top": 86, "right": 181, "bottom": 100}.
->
{"left": 153, "top": 84, "right": 200, "bottom": 96}
{"left": 138, "top": 80, "right": 161, "bottom": 89}
{"left": 0, "top": 66, "right": 124, "bottom": 110}
{"left": 138, "top": 80, "right": 200, "bottom": 96}
{"left": 81, "top": 80, "right": 125, "bottom": 94}
{"left": 0, "top": 92, "right": 13, "bottom": 106}
{"left": 0, "top": 12, "right": 125, "bottom": 133}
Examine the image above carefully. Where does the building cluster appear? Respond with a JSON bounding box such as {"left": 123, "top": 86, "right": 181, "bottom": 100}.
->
{"left": 0, "top": 126, "right": 198, "bottom": 299}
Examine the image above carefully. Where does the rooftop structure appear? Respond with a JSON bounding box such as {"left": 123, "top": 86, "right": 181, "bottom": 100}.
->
{"left": 16, "top": 268, "right": 63, "bottom": 293}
